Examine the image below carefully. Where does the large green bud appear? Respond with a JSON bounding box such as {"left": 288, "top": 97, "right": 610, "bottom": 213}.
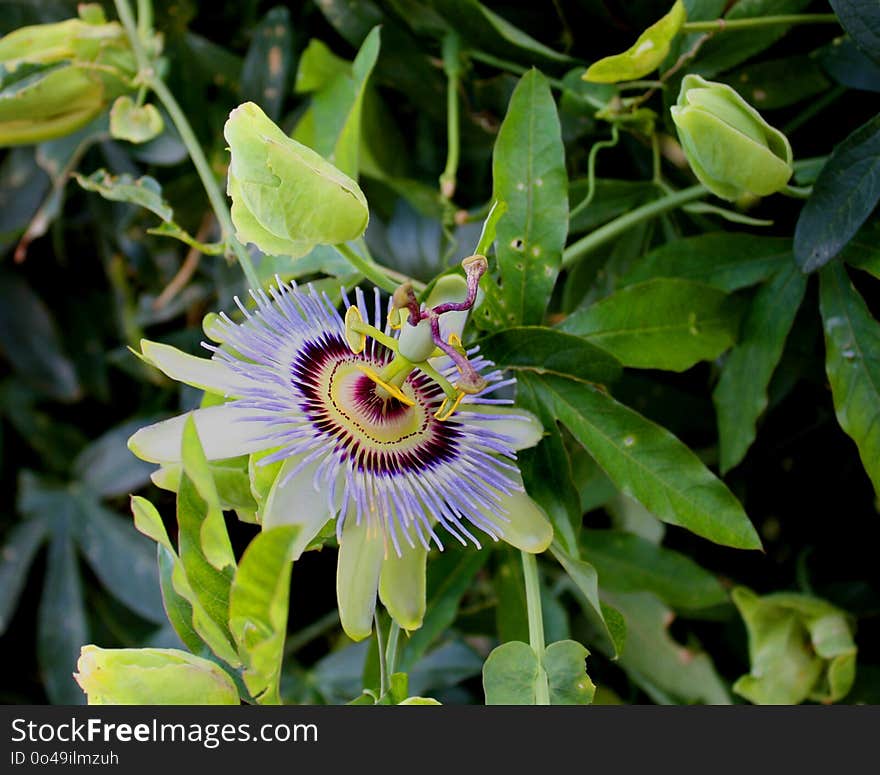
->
{"left": 0, "top": 5, "right": 137, "bottom": 146}
{"left": 671, "top": 74, "right": 793, "bottom": 201}
{"left": 74, "top": 645, "right": 240, "bottom": 705}
{"left": 224, "top": 101, "right": 369, "bottom": 258}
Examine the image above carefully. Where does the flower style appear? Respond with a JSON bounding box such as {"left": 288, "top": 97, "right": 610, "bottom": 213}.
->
{"left": 128, "top": 258, "right": 553, "bottom": 640}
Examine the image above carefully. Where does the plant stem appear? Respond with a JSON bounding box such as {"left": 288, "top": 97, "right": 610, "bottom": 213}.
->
{"left": 440, "top": 33, "right": 461, "bottom": 200}
{"left": 570, "top": 125, "right": 620, "bottom": 220}
{"left": 375, "top": 613, "right": 388, "bottom": 697}
{"left": 680, "top": 14, "right": 838, "bottom": 33}
{"left": 521, "top": 551, "right": 550, "bottom": 706}
{"left": 335, "top": 243, "right": 401, "bottom": 294}
{"left": 113, "top": 0, "right": 261, "bottom": 291}
{"left": 469, "top": 50, "right": 606, "bottom": 111}
{"left": 562, "top": 184, "right": 707, "bottom": 268}
{"left": 136, "top": 0, "right": 152, "bottom": 39}
{"left": 385, "top": 621, "right": 401, "bottom": 677}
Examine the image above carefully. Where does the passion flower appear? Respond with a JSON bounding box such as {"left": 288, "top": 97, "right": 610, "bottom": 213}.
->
{"left": 129, "top": 258, "right": 553, "bottom": 641}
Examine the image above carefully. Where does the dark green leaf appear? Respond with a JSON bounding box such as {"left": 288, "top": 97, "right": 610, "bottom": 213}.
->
{"left": 581, "top": 529, "right": 728, "bottom": 612}
{"left": 560, "top": 279, "right": 742, "bottom": 372}
{"left": 723, "top": 56, "right": 829, "bottom": 109}
{"left": 0, "top": 270, "right": 80, "bottom": 401}
{"left": 540, "top": 375, "right": 761, "bottom": 549}
{"left": 241, "top": 6, "right": 294, "bottom": 122}
{"left": 0, "top": 517, "right": 48, "bottom": 635}
{"left": 38, "top": 519, "right": 88, "bottom": 704}
{"left": 621, "top": 233, "right": 791, "bottom": 291}
{"left": 713, "top": 263, "right": 807, "bottom": 472}
{"left": 478, "top": 326, "right": 622, "bottom": 386}
{"left": 74, "top": 497, "right": 165, "bottom": 624}
{"left": 608, "top": 591, "right": 731, "bottom": 704}
{"left": 819, "top": 36, "right": 880, "bottom": 92}
{"left": 794, "top": 113, "right": 880, "bottom": 271}
{"left": 819, "top": 264, "right": 880, "bottom": 495}
{"left": 72, "top": 419, "right": 157, "bottom": 498}
{"left": 829, "top": 0, "right": 880, "bottom": 66}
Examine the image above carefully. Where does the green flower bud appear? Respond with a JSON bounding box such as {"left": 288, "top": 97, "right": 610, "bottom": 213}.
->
{"left": 74, "top": 645, "right": 241, "bottom": 705}
{"left": 0, "top": 5, "right": 136, "bottom": 146}
{"left": 671, "top": 74, "right": 793, "bottom": 201}
{"left": 732, "top": 588, "right": 857, "bottom": 705}
{"left": 224, "top": 101, "right": 369, "bottom": 258}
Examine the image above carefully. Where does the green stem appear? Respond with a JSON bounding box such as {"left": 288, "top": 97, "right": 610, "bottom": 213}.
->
{"left": 136, "top": 0, "right": 152, "bottom": 40}
{"left": 386, "top": 621, "right": 401, "bottom": 677}
{"left": 681, "top": 14, "right": 838, "bottom": 33}
{"left": 114, "top": 0, "right": 261, "bottom": 290}
{"left": 570, "top": 125, "right": 620, "bottom": 220}
{"left": 562, "top": 184, "right": 707, "bottom": 268}
{"left": 521, "top": 551, "right": 550, "bottom": 706}
{"left": 335, "top": 243, "right": 400, "bottom": 294}
{"left": 440, "top": 33, "right": 461, "bottom": 200}
{"left": 375, "top": 613, "right": 388, "bottom": 697}
{"left": 469, "top": 50, "right": 606, "bottom": 111}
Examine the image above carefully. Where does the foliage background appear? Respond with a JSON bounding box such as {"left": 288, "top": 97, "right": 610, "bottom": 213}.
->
{"left": 0, "top": 0, "right": 878, "bottom": 704}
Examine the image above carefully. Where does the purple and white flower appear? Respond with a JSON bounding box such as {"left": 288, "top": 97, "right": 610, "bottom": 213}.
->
{"left": 128, "top": 266, "right": 552, "bottom": 640}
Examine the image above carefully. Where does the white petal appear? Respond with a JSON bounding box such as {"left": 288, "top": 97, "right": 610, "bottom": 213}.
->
{"left": 461, "top": 406, "right": 544, "bottom": 450}
{"left": 262, "top": 456, "right": 339, "bottom": 559}
{"left": 140, "top": 339, "right": 250, "bottom": 396}
{"left": 128, "top": 406, "right": 270, "bottom": 464}
{"left": 336, "top": 513, "right": 384, "bottom": 642}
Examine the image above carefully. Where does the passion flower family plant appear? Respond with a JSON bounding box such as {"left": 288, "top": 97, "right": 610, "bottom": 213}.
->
{"left": 1, "top": 0, "right": 875, "bottom": 707}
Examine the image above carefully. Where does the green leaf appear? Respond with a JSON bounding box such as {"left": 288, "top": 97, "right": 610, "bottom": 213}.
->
{"left": 544, "top": 640, "right": 596, "bottom": 705}
{"left": 819, "top": 263, "right": 880, "bottom": 496}
{"left": 229, "top": 526, "right": 299, "bottom": 704}
{"left": 180, "top": 416, "right": 236, "bottom": 571}
{"left": 539, "top": 374, "right": 761, "bottom": 549}
{"left": 73, "top": 169, "right": 173, "bottom": 221}
{"left": 109, "top": 96, "right": 164, "bottom": 144}
{"left": 581, "top": 529, "right": 728, "bottom": 613}
{"left": 74, "top": 645, "right": 240, "bottom": 705}
{"left": 841, "top": 220, "right": 880, "bottom": 279}
{"left": 551, "top": 542, "right": 625, "bottom": 658}
{"left": 482, "top": 640, "right": 539, "bottom": 704}
{"left": 569, "top": 179, "right": 657, "bottom": 235}
{"left": 131, "top": 495, "right": 171, "bottom": 551}
{"left": 241, "top": 6, "right": 294, "bottom": 122}
{"left": 157, "top": 546, "right": 205, "bottom": 656}
{"left": 609, "top": 591, "right": 731, "bottom": 704}
{"left": 38, "top": 520, "right": 88, "bottom": 704}
{"left": 0, "top": 269, "right": 80, "bottom": 401}
{"left": 584, "top": 1, "right": 687, "bottom": 83}
{"left": 723, "top": 56, "right": 829, "bottom": 110}
{"left": 146, "top": 222, "right": 226, "bottom": 255}
{"left": 433, "top": 0, "right": 573, "bottom": 64}
{"left": 560, "top": 279, "right": 742, "bottom": 372}
{"left": 478, "top": 326, "right": 622, "bottom": 386}
{"left": 292, "top": 27, "right": 380, "bottom": 179}
{"left": 488, "top": 69, "right": 568, "bottom": 328}
{"left": 0, "top": 517, "right": 48, "bottom": 635}
{"left": 517, "top": 373, "right": 583, "bottom": 553}
{"left": 692, "top": 0, "right": 812, "bottom": 78}
{"left": 75, "top": 497, "right": 164, "bottom": 624}
{"left": 830, "top": 0, "right": 880, "bottom": 66}
{"left": 732, "top": 587, "right": 857, "bottom": 704}
{"left": 713, "top": 264, "right": 807, "bottom": 472}
{"left": 621, "top": 233, "right": 791, "bottom": 292}
{"left": 72, "top": 418, "right": 156, "bottom": 498}
{"left": 794, "top": 113, "right": 880, "bottom": 271}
